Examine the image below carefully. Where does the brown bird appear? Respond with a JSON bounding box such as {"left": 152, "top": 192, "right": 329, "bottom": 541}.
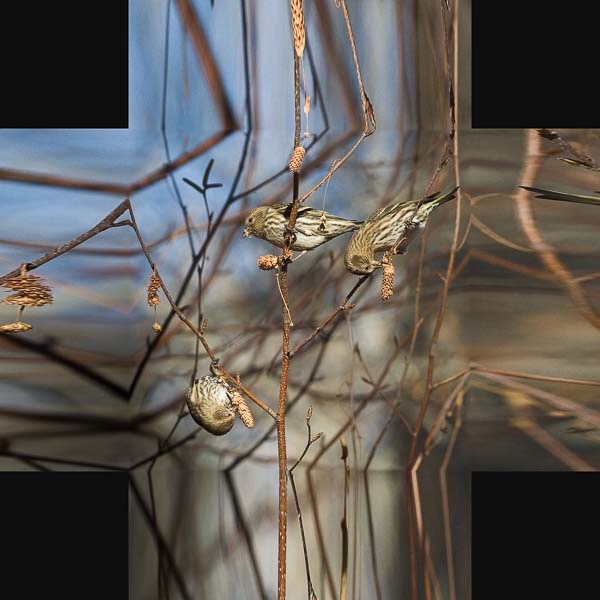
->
{"left": 242, "top": 204, "right": 363, "bottom": 252}
{"left": 345, "top": 187, "right": 459, "bottom": 275}
{"left": 186, "top": 375, "right": 236, "bottom": 436}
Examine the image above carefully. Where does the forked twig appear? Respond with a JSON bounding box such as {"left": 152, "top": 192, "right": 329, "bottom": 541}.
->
{"left": 289, "top": 406, "right": 323, "bottom": 600}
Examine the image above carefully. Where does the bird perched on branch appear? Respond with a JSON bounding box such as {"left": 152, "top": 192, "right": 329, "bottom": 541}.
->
{"left": 519, "top": 186, "right": 600, "bottom": 206}
{"left": 344, "top": 186, "right": 459, "bottom": 275}
{"left": 242, "top": 203, "right": 362, "bottom": 252}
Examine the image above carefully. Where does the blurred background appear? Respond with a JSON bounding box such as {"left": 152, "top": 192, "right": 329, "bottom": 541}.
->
{"left": 0, "top": 1, "right": 599, "bottom": 598}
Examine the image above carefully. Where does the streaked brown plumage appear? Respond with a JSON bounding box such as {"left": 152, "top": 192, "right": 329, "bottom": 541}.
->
{"left": 345, "top": 187, "right": 459, "bottom": 275}
{"left": 186, "top": 375, "right": 236, "bottom": 436}
{"left": 242, "top": 204, "right": 363, "bottom": 251}
{"left": 519, "top": 186, "right": 600, "bottom": 206}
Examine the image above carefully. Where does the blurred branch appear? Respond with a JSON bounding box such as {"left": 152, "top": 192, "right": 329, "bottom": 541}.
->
{"left": 339, "top": 437, "right": 349, "bottom": 600}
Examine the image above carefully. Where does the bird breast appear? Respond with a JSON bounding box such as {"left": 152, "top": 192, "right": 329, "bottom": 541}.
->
{"left": 186, "top": 375, "right": 236, "bottom": 436}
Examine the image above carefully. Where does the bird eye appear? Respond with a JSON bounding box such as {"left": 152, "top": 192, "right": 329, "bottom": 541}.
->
{"left": 248, "top": 217, "right": 254, "bottom": 223}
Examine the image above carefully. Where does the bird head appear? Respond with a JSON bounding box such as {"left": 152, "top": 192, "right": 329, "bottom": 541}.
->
{"left": 242, "top": 206, "right": 269, "bottom": 239}
{"left": 344, "top": 252, "right": 377, "bottom": 275}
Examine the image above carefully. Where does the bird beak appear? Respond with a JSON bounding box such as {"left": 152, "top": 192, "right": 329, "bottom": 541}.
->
{"left": 242, "top": 227, "right": 251, "bottom": 239}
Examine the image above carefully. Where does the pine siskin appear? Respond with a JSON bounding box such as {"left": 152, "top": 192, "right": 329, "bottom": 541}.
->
{"left": 519, "top": 186, "right": 600, "bottom": 206}
{"left": 186, "top": 375, "right": 236, "bottom": 436}
{"left": 344, "top": 187, "right": 459, "bottom": 275}
{"left": 242, "top": 204, "right": 363, "bottom": 251}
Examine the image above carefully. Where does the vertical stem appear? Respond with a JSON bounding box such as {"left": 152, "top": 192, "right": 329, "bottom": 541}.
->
{"left": 277, "top": 14, "right": 303, "bottom": 598}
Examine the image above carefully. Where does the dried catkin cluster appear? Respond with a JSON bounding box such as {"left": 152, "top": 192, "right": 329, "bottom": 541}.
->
{"left": 147, "top": 273, "right": 161, "bottom": 307}
{"left": 257, "top": 254, "right": 279, "bottom": 271}
{"left": 380, "top": 259, "right": 395, "bottom": 301}
{"left": 0, "top": 322, "right": 32, "bottom": 333}
{"left": 290, "top": 0, "right": 305, "bottom": 57}
{"left": 0, "top": 271, "right": 53, "bottom": 308}
{"left": 230, "top": 391, "right": 255, "bottom": 428}
{"left": 288, "top": 145, "right": 305, "bottom": 174}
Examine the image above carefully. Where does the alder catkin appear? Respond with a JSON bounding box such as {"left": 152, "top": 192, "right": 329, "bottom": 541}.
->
{"left": 230, "top": 391, "right": 255, "bottom": 428}
{"left": 0, "top": 271, "right": 53, "bottom": 307}
{"left": 147, "top": 274, "right": 161, "bottom": 307}
{"left": 380, "top": 260, "right": 395, "bottom": 301}
{"left": 288, "top": 145, "right": 305, "bottom": 174}
{"left": 257, "top": 254, "right": 279, "bottom": 271}
{"left": 291, "top": 0, "right": 305, "bottom": 58}
{"left": 0, "top": 321, "right": 32, "bottom": 333}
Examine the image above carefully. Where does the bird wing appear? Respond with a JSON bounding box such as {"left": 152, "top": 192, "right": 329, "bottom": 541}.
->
{"left": 271, "top": 203, "right": 315, "bottom": 219}
{"left": 519, "top": 186, "right": 600, "bottom": 206}
{"left": 365, "top": 187, "right": 459, "bottom": 223}
{"left": 365, "top": 203, "right": 397, "bottom": 223}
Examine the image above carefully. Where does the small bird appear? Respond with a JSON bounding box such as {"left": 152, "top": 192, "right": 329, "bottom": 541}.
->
{"left": 344, "top": 187, "right": 459, "bottom": 275}
{"left": 186, "top": 375, "right": 236, "bottom": 436}
{"left": 519, "top": 186, "right": 600, "bottom": 206}
{"left": 242, "top": 204, "right": 363, "bottom": 252}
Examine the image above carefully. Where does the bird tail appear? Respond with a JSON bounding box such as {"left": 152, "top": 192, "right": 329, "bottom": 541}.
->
{"left": 422, "top": 185, "right": 460, "bottom": 208}
{"left": 519, "top": 186, "right": 600, "bottom": 206}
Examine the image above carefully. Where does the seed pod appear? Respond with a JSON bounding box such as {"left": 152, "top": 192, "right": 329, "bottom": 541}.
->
{"left": 186, "top": 375, "right": 235, "bottom": 436}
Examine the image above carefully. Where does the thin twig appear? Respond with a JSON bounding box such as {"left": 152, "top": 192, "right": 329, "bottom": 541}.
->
{"left": 297, "top": 0, "right": 375, "bottom": 206}
{"left": 289, "top": 406, "right": 322, "bottom": 600}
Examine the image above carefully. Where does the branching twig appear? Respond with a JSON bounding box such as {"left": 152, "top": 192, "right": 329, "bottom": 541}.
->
{"left": 289, "top": 406, "right": 323, "bottom": 600}
{"left": 297, "top": 0, "right": 375, "bottom": 206}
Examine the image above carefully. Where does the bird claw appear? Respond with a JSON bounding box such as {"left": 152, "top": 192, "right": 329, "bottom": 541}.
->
{"left": 284, "top": 225, "right": 298, "bottom": 245}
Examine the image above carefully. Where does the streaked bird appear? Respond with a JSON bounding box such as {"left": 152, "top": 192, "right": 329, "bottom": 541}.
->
{"left": 186, "top": 375, "right": 236, "bottom": 436}
{"left": 345, "top": 187, "right": 459, "bottom": 275}
{"left": 519, "top": 186, "right": 600, "bottom": 206}
{"left": 242, "top": 204, "right": 362, "bottom": 252}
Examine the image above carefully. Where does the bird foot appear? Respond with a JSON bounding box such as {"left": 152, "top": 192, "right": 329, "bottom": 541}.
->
{"left": 284, "top": 225, "right": 298, "bottom": 246}
{"left": 282, "top": 248, "right": 294, "bottom": 262}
